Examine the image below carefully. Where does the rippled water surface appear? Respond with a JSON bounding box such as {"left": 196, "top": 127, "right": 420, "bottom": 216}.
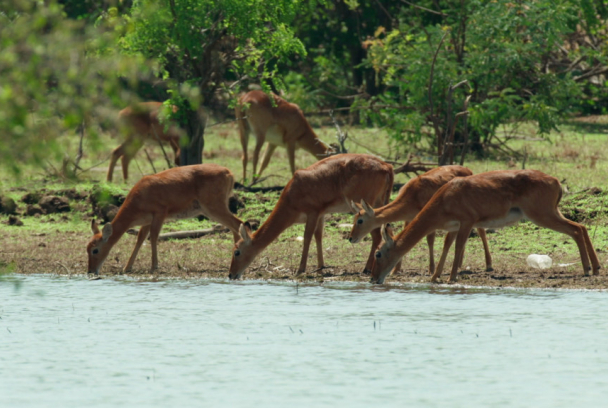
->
{"left": 1, "top": 275, "right": 608, "bottom": 407}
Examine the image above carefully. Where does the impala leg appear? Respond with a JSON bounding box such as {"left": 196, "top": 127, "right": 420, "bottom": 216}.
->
{"left": 477, "top": 228, "right": 494, "bottom": 271}
{"left": 251, "top": 136, "right": 264, "bottom": 181}
{"left": 240, "top": 141, "right": 249, "bottom": 182}
{"left": 107, "top": 143, "right": 125, "bottom": 182}
{"left": 431, "top": 231, "right": 457, "bottom": 282}
{"left": 297, "top": 213, "right": 320, "bottom": 274}
{"left": 258, "top": 144, "right": 277, "bottom": 177}
{"left": 287, "top": 141, "right": 297, "bottom": 175}
{"left": 363, "top": 227, "right": 382, "bottom": 275}
{"left": 204, "top": 202, "right": 243, "bottom": 243}
{"left": 148, "top": 213, "right": 166, "bottom": 273}
{"left": 579, "top": 224, "right": 601, "bottom": 275}
{"left": 391, "top": 221, "right": 408, "bottom": 274}
{"left": 123, "top": 225, "right": 151, "bottom": 273}
{"left": 528, "top": 210, "right": 595, "bottom": 276}
{"left": 120, "top": 139, "right": 143, "bottom": 182}
{"left": 314, "top": 216, "right": 326, "bottom": 270}
{"left": 449, "top": 226, "right": 473, "bottom": 283}
{"left": 169, "top": 138, "right": 181, "bottom": 166}
{"left": 426, "top": 231, "right": 436, "bottom": 275}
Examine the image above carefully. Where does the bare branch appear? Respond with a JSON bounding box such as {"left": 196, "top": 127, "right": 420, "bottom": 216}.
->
{"left": 392, "top": 154, "right": 435, "bottom": 175}
{"left": 428, "top": 31, "right": 449, "bottom": 160}
{"left": 401, "top": 0, "right": 447, "bottom": 16}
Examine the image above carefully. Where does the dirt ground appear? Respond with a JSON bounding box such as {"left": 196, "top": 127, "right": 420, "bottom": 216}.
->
{"left": 2, "top": 219, "right": 607, "bottom": 290}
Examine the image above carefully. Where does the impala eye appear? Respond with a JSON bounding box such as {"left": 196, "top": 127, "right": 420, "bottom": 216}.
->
{"left": 375, "top": 251, "right": 381, "bottom": 259}
{"left": 92, "top": 248, "right": 99, "bottom": 255}
{"left": 357, "top": 218, "right": 363, "bottom": 225}
{"left": 234, "top": 250, "right": 241, "bottom": 257}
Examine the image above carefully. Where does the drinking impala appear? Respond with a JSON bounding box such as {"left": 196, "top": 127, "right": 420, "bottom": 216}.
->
{"left": 229, "top": 154, "right": 393, "bottom": 279}
{"left": 371, "top": 170, "right": 601, "bottom": 284}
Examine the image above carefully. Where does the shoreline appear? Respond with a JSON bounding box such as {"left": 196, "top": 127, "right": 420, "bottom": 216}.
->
{"left": 7, "top": 266, "right": 608, "bottom": 291}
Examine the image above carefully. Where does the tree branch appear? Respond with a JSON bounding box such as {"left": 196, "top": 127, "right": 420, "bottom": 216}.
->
{"left": 401, "top": 0, "right": 447, "bottom": 16}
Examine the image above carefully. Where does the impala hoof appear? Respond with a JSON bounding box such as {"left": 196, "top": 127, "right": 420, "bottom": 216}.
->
{"left": 362, "top": 269, "right": 372, "bottom": 275}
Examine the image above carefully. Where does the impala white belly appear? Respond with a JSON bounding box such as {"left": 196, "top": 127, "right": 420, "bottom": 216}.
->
{"left": 265, "top": 125, "right": 286, "bottom": 147}
{"left": 442, "top": 208, "right": 524, "bottom": 231}
{"left": 168, "top": 200, "right": 204, "bottom": 221}
{"left": 294, "top": 202, "right": 352, "bottom": 225}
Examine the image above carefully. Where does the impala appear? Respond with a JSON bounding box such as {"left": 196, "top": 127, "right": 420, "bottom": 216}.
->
{"left": 88, "top": 164, "right": 243, "bottom": 275}
{"left": 107, "top": 102, "right": 182, "bottom": 182}
{"left": 236, "top": 90, "right": 335, "bottom": 181}
{"left": 371, "top": 169, "right": 601, "bottom": 284}
{"left": 228, "top": 154, "right": 393, "bottom": 279}
{"left": 349, "top": 165, "right": 493, "bottom": 275}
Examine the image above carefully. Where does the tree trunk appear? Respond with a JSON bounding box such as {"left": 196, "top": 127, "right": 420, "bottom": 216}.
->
{"left": 179, "top": 107, "right": 206, "bottom": 165}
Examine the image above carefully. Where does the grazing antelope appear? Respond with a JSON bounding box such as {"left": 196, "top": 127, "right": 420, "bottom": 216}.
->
{"left": 88, "top": 164, "right": 243, "bottom": 275}
{"left": 349, "top": 165, "right": 493, "bottom": 275}
{"left": 107, "top": 102, "right": 182, "bottom": 182}
{"left": 235, "top": 90, "right": 335, "bottom": 182}
{"left": 371, "top": 170, "right": 601, "bottom": 284}
{"left": 228, "top": 154, "right": 393, "bottom": 279}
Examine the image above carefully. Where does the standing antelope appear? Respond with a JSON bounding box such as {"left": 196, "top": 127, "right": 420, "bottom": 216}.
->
{"left": 88, "top": 164, "right": 243, "bottom": 275}
{"left": 349, "top": 165, "right": 493, "bottom": 276}
{"left": 107, "top": 102, "right": 182, "bottom": 182}
{"left": 371, "top": 169, "right": 601, "bottom": 284}
{"left": 228, "top": 154, "right": 393, "bottom": 280}
{"left": 236, "top": 90, "right": 335, "bottom": 182}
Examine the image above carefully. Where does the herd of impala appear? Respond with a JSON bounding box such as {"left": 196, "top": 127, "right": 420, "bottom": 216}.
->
{"left": 87, "top": 91, "right": 601, "bottom": 283}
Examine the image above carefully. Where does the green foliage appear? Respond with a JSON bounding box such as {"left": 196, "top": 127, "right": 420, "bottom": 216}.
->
{"left": 362, "top": 0, "right": 608, "bottom": 154}
{"left": 0, "top": 0, "right": 150, "bottom": 175}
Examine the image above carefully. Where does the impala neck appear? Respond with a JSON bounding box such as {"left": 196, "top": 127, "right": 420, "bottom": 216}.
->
{"left": 251, "top": 197, "right": 300, "bottom": 253}
{"left": 299, "top": 125, "right": 333, "bottom": 157}
{"left": 106, "top": 207, "right": 138, "bottom": 248}
{"left": 393, "top": 206, "right": 441, "bottom": 258}
{"left": 374, "top": 194, "right": 417, "bottom": 226}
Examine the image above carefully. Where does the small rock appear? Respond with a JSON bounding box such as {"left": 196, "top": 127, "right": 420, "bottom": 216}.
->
{"left": 39, "top": 196, "right": 70, "bottom": 214}
{"left": 229, "top": 195, "right": 245, "bottom": 214}
{"left": 100, "top": 204, "right": 119, "bottom": 222}
{"left": 245, "top": 219, "right": 260, "bottom": 231}
{"left": 21, "top": 192, "right": 42, "bottom": 204}
{"left": 0, "top": 197, "right": 17, "bottom": 215}
{"left": 25, "top": 204, "right": 44, "bottom": 216}
{"left": 8, "top": 215, "right": 23, "bottom": 226}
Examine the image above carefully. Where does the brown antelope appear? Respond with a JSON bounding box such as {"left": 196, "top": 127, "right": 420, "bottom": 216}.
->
{"left": 88, "top": 164, "right": 243, "bottom": 275}
{"left": 349, "top": 165, "right": 493, "bottom": 275}
{"left": 228, "top": 154, "right": 393, "bottom": 279}
{"left": 235, "top": 90, "right": 335, "bottom": 182}
{"left": 107, "top": 102, "right": 182, "bottom": 182}
{"left": 371, "top": 169, "right": 601, "bottom": 284}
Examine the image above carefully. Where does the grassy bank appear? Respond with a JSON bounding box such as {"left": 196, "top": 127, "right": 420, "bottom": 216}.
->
{"left": 1, "top": 118, "right": 608, "bottom": 289}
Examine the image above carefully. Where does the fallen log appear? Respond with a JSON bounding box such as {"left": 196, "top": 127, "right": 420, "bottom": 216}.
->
{"left": 126, "top": 224, "right": 229, "bottom": 241}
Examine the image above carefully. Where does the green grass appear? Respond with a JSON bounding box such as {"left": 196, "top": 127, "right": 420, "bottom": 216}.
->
{"left": 1, "top": 117, "right": 608, "bottom": 287}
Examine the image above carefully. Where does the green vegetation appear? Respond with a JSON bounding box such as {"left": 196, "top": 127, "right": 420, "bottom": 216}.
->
{"left": 1, "top": 1, "right": 608, "bottom": 288}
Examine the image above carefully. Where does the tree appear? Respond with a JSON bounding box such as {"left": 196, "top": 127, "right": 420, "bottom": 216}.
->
{"left": 0, "top": 0, "right": 148, "bottom": 175}
{"left": 361, "top": 0, "right": 608, "bottom": 160}
{"left": 121, "top": 0, "right": 307, "bottom": 167}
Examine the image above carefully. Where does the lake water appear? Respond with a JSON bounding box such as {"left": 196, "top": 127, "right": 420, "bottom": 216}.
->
{"left": 1, "top": 275, "right": 607, "bottom": 407}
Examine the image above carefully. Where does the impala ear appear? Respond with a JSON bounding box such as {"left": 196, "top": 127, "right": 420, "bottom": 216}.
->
{"left": 239, "top": 223, "right": 252, "bottom": 244}
{"left": 381, "top": 224, "right": 394, "bottom": 247}
{"left": 350, "top": 200, "right": 361, "bottom": 215}
{"left": 91, "top": 219, "right": 100, "bottom": 235}
{"left": 101, "top": 223, "right": 113, "bottom": 242}
{"left": 361, "top": 200, "right": 375, "bottom": 217}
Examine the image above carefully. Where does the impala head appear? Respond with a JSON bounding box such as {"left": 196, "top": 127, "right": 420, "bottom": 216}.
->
{"left": 370, "top": 225, "right": 399, "bottom": 284}
{"left": 229, "top": 222, "right": 256, "bottom": 280}
{"left": 348, "top": 200, "right": 377, "bottom": 244}
{"left": 87, "top": 219, "right": 114, "bottom": 275}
